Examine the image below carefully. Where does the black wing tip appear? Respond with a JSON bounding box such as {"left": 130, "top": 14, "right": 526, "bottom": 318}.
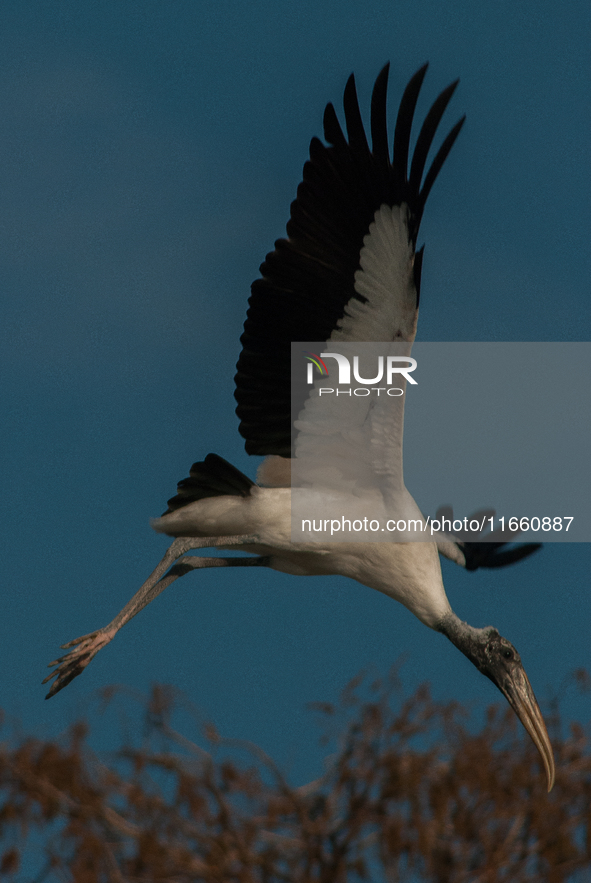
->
{"left": 409, "top": 75, "right": 464, "bottom": 197}
{"left": 342, "top": 72, "right": 358, "bottom": 114}
{"left": 323, "top": 101, "right": 346, "bottom": 147}
{"left": 343, "top": 72, "right": 370, "bottom": 155}
{"left": 419, "top": 113, "right": 466, "bottom": 205}
{"left": 443, "top": 76, "right": 460, "bottom": 96}
{"left": 236, "top": 64, "right": 464, "bottom": 455}
{"left": 392, "top": 63, "right": 430, "bottom": 193}
{"left": 374, "top": 61, "right": 390, "bottom": 88}
{"left": 406, "top": 62, "right": 429, "bottom": 95}
{"left": 463, "top": 542, "right": 543, "bottom": 572}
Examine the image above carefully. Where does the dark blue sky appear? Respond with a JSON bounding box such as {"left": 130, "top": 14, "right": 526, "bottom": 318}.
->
{"left": 1, "top": 0, "right": 589, "bottom": 796}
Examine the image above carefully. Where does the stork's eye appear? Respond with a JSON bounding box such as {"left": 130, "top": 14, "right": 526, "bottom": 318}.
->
{"left": 503, "top": 649, "right": 513, "bottom": 659}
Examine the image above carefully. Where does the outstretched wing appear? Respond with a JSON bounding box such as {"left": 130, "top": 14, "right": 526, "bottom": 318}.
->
{"left": 435, "top": 507, "right": 543, "bottom": 569}
{"left": 438, "top": 540, "right": 543, "bottom": 570}
{"left": 235, "top": 64, "right": 464, "bottom": 458}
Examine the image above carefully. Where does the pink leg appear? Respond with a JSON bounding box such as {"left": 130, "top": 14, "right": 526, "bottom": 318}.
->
{"left": 43, "top": 536, "right": 267, "bottom": 698}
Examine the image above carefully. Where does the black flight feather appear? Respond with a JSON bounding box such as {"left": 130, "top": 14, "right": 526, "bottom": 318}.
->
{"left": 235, "top": 64, "right": 463, "bottom": 457}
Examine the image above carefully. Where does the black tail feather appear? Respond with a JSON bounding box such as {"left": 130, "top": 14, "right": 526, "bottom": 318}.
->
{"left": 164, "top": 453, "right": 255, "bottom": 514}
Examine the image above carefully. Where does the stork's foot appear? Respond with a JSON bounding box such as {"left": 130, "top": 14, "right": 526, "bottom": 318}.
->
{"left": 43, "top": 628, "right": 115, "bottom": 699}
{"left": 41, "top": 542, "right": 268, "bottom": 700}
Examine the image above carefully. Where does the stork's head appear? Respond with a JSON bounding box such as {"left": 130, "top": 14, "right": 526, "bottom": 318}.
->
{"left": 438, "top": 613, "right": 555, "bottom": 791}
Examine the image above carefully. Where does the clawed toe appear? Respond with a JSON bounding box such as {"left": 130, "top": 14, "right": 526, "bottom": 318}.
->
{"left": 42, "top": 537, "right": 205, "bottom": 699}
{"left": 43, "top": 630, "right": 111, "bottom": 699}
{"left": 59, "top": 630, "right": 100, "bottom": 650}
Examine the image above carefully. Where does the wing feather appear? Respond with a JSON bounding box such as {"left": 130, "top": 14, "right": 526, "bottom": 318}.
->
{"left": 235, "top": 64, "right": 463, "bottom": 456}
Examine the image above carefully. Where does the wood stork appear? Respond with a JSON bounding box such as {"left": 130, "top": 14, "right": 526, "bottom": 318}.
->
{"left": 44, "top": 64, "right": 554, "bottom": 791}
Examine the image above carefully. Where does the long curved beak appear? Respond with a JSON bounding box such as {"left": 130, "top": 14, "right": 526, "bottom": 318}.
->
{"left": 500, "top": 668, "right": 555, "bottom": 792}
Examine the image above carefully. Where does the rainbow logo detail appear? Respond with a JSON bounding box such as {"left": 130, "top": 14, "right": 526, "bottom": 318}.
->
{"left": 303, "top": 352, "right": 329, "bottom": 375}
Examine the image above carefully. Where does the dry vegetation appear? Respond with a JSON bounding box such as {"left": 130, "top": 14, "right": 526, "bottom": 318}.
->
{"left": 0, "top": 670, "right": 589, "bottom": 882}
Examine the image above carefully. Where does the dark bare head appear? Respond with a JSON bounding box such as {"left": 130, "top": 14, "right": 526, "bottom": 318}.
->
{"left": 438, "top": 612, "right": 555, "bottom": 792}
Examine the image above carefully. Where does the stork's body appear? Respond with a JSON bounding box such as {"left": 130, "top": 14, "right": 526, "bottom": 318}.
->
{"left": 152, "top": 484, "right": 451, "bottom": 629}
{"left": 44, "top": 65, "right": 554, "bottom": 790}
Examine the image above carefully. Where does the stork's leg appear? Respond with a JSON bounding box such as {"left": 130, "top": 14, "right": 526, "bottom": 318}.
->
{"left": 43, "top": 535, "right": 266, "bottom": 699}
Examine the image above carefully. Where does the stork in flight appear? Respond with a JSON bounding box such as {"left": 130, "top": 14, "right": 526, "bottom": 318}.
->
{"left": 44, "top": 64, "right": 554, "bottom": 791}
